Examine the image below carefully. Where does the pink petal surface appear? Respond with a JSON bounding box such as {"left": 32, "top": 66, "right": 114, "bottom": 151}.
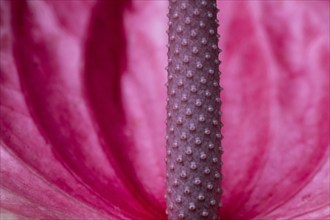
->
{"left": 122, "top": 1, "right": 167, "bottom": 205}
{"left": 0, "top": 1, "right": 329, "bottom": 220}
{"left": 219, "top": 1, "right": 330, "bottom": 219}
{"left": 1, "top": 0, "right": 163, "bottom": 219}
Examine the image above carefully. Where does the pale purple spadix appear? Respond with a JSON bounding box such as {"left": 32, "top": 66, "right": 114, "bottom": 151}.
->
{"left": 165, "top": 0, "right": 223, "bottom": 219}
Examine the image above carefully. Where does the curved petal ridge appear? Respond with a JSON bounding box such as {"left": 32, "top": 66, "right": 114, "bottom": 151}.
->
{"left": 218, "top": 1, "right": 329, "bottom": 219}
{"left": 219, "top": 1, "right": 272, "bottom": 218}
{"left": 82, "top": 0, "right": 165, "bottom": 219}
{"left": 0, "top": 144, "right": 111, "bottom": 219}
{"left": 1, "top": 1, "right": 130, "bottom": 218}
{"left": 6, "top": 0, "right": 155, "bottom": 219}
{"left": 121, "top": 0, "right": 168, "bottom": 209}
{"left": 260, "top": 156, "right": 330, "bottom": 220}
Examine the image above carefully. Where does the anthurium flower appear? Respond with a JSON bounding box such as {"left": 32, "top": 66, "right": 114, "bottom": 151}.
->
{"left": 0, "top": 0, "right": 329, "bottom": 220}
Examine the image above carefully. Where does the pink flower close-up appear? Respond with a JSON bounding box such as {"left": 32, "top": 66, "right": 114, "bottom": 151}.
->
{"left": 0, "top": 0, "right": 329, "bottom": 220}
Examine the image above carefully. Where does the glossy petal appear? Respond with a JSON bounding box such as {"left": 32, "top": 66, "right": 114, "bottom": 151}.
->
{"left": 1, "top": 0, "right": 164, "bottom": 219}
{"left": 1, "top": 0, "right": 329, "bottom": 220}
{"left": 219, "top": 1, "right": 329, "bottom": 219}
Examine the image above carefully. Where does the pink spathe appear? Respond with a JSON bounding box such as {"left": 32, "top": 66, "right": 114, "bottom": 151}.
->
{"left": 0, "top": 0, "right": 329, "bottom": 220}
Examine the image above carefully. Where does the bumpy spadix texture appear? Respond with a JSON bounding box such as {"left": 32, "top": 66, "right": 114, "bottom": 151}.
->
{"left": 0, "top": 1, "right": 329, "bottom": 220}
{"left": 165, "top": 0, "right": 222, "bottom": 219}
